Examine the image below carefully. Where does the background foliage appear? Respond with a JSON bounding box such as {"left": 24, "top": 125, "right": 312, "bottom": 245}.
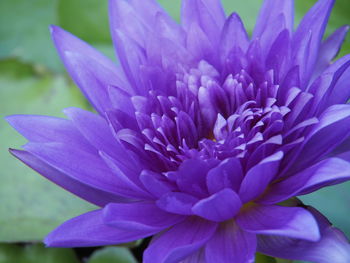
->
{"left": 0, "top": 0, "right": 349, "bottom": 262}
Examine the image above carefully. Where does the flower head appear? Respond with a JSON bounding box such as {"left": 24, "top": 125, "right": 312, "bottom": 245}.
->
{"left": 6, "top": 0, "right": 350, "bottom": 262}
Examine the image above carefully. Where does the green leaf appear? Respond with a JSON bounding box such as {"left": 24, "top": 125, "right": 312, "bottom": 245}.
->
{"left": 256, "top": 253, "right": 277, "bottom": 263}
{"left": 0, "top": 243, "right": 79, "bottom": 263}
{"left": 0, "top": 59, "right": 95, "bottom": 242}
{"left": 0, "top": 0, "right": 62, "bottom": 72}
{"left": 87, "top": 247, "right": 137, "bottom": 263}
{"left": 57, "top": 0, "right": 111, "bottom": 44}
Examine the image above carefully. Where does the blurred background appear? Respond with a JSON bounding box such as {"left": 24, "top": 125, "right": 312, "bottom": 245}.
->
{"left": 0, "top": 0, "right": 349, "bottom": 262}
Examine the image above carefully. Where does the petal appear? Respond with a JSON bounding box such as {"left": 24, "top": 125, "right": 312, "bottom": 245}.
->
{"left": 9, "top": 149, "right": 128, "bottom": 206}
{"left": 292, "top": 0, "right": 335, "bottom": 87}
{"left": 260, "top": 158, "right": 350, "bottom": 204}
{"left": 143, "top": 217, "right": 217, "bottom": 263}
{"left": 50, "top": 26, "right": 131, "bottom": 113}
{"left": 220, "top": 13, "right": 249, "bottom": 59}
{"left": 140, "top": 170, "right": 176, "bottom": 198}
{"left": 45, "top": 209, "right": 154, "bottom": 247}
{"left": 237, "top": 205, "right": 320, "bottom": 241}
{"left": 176, "top": 159, "right": 210, "bottom": 197}
{"left": 5, "top": 114, "right": 94, "bottom": 153}
{"left": 99, "top": 151, "right": 152, "bottom": 200}
{"left": 205, "top": 221, "right": 256, "bottom": 263}
{"left": 206, "top": 157, "right": 243, "bottom": 194}
{"left": 63, "top": 107, "right": 141, "bottom": 177}
{"left": 253, "top": 0, "right": 293, "bottom": 39}
{"left": 192, "top": 188, "right": 242, "bottom": 222}
{"left": 308, "top": 54, "right": 350, "bottom": 114}
{"left": 313, "top": 26, "right": 349, "bottom": 80}
{"left": 23, "top": 142, "right": 120, "bottom": 195}
{"left": 103, "top": 201, "right": 185, "bottom": 231}
{"left": 258, "top": 207, "right": 350, "bottom": 263}
{"left": 266, "top": 29, "right": 291, "bottom": 82}
{"left": 181, "top": 0, "right": 225, "bottom": 45}
{"left": 156, "top": 192, "right": 198, "bottom": 215}
{"left": 239, "top": 151, "right": 283, "bottom": 203}
{"left": 110, "top": 29, "right": 147, "bottom": 94}
{"left": 291, "top": 104, "right": 350, "bottom": 172}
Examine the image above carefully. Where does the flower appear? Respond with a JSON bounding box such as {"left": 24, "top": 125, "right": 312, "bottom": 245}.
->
{"left": 6, "top": 0, "right": 350, "bottom": 262}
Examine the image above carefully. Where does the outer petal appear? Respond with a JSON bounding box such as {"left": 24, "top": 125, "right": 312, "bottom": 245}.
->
{"left": 157, "top": 192, "right": 198, "bottom": 215}
{"left": 308, "top": 54, "right": 350, "bottom": 115}
{"left": 253, "top": 0, "right": 293, "bottom": 57}
{"left": 23, "top": 142, "right": 123, "bottom": 196}
{"left": 258, "top": 207, "right": 350, "bottom": 263}
{"left": 45, "top": 209, "right": 155, "bottom": 247}
{"left": 220, "top": 13, "right": 249, "bottom": 59}
{"left": 205, "top": 221, "right": 256, "bottom": 263}
{"left": 239, "top": 151, "right": 283, "bottom": 203}
{"left": 6, "top": 115, "right": 94, "bottom": 153}
{"left": 313, "top": 26, "right": 349, "bottom": 80}
{"left": 176, "top": 159, "right": 210, "bottom": 198}
{"left": 237, "top": 205, "right": 320, "bottom": 241}
{"left": 290, "top": 104, "right": 350, "bottom": 172}
{"left": 9, "top": 149, "right": 128, "bottom": 206}
{"left": 192, "top": 188, "right": 242, "bottom": 222}
{"left": 292, "top": 0, "right": 335, "bottom": 87}
{"left": 260, "top": 158, "right": 350, "bottom": 204}
{"left": 103, "top": 201, "right": 185, "bottom": 231}
{"left": 63, "top": 107, "right": 142, "bottom": 179}
{"left": 181, "top": 0, "right": 225, "bottom": 45}
{"left": 143, "top": 217, "right": 217, "bottom": 263}
{"left": 50, "top": 26, "right": 131, "bottom": 114}
{"left": 253, "top": 0, "right": 293, "bottom": 39}
{"left": 206, "top": 157, "right": 243, "bottom": 194}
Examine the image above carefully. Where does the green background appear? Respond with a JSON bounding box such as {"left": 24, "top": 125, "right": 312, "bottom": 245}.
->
{"left": 0, "top": 0, "right": 349, "bottom": 262}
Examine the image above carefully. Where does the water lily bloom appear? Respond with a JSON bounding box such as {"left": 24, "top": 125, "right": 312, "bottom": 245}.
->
{"left": 6, "top": 0, "right": 350, "bottom": 262}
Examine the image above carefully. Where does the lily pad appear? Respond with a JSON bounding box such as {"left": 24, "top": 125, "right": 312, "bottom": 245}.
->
{"left": 87, "top": 247, "right": 137, "bottom": 263}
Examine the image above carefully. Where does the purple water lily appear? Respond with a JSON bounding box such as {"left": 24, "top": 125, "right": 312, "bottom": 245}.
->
{"left": 6, "top": 0, "right": 350, "bottom": 262}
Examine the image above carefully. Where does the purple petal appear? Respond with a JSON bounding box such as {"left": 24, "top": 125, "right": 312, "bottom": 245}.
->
{"left": 260, "top": 158, "right": 350, "bottom": 204}
{"left": 156, "top": 192, "right": 198, "bottom": 215}
{"left": 258, "top": 207, "right": 350, "bottom": 263}
{"left": 181, "top": 0, "right": 225, "bottom": 46}
{"left": 9, "top": 149, "right": 129, "bottom": 206}
{"left": 176, "top": 159, "right": 210, "bottom": 198}
{"left": 266, "top": 30, "right": 291, "bottom": 82}
{"left": 6, "top": 114, "right": 94, "bottom": 153}
{"left": 181, "top": 249, "right": 206, "bottom": 263}
{"left": 45, "top": 209, "right": 154, "bottom": 247}
{"left": 23, "top": 142, "right": 121, "bottom": 195}
{"left": 253, "top": 0, "right": 293, "bottom": 39}
{"left": 143, "top": 217, "right": 217, "bottom": 263}
{"left": 220, "top": 13, "right": 249, "bottom": 60}
{"left": 291, "top": 104, "right": 350, "bottom": 172}
{"left": 103, "top": 201, "right": 185, "bottom": 231}
{"left": 192, "top": 188, "right": 242, "bottom": 222}
{"left": 239, "top": 151, "right": 283, "bottom": 203}
{"left": 253, "top": 0, "right": 293, "bottom": 59}
{"left": 205, "top": 221, "right": 256, "bottom": 263}
{"left": 109, "top": 29, "right": 146, "bottom": 93}
{"left": 63, "top": 108, "right": 119, "bottom": 154}
{"left": 313, "top": 26, "right": 349, "bottom": 80}
{"left": 206, "top": 157, "right": 243, "bottom": 194}
{"left": 50, "top": 26, "right": 131, "bottom": 113}
{"left": 237, "top": 205, "right": 320, "bottom": 241}
{"left": 140, "top": 170, "right": 176, "bottom": 198}
{"left": 99, "top": 151, "right": 152, "bottom": 200}
{"left": 292, "top": 0, "right": 335, "bottom": 87}
{"left": 308, "top": 54, "right": 350, "bottom": 114}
